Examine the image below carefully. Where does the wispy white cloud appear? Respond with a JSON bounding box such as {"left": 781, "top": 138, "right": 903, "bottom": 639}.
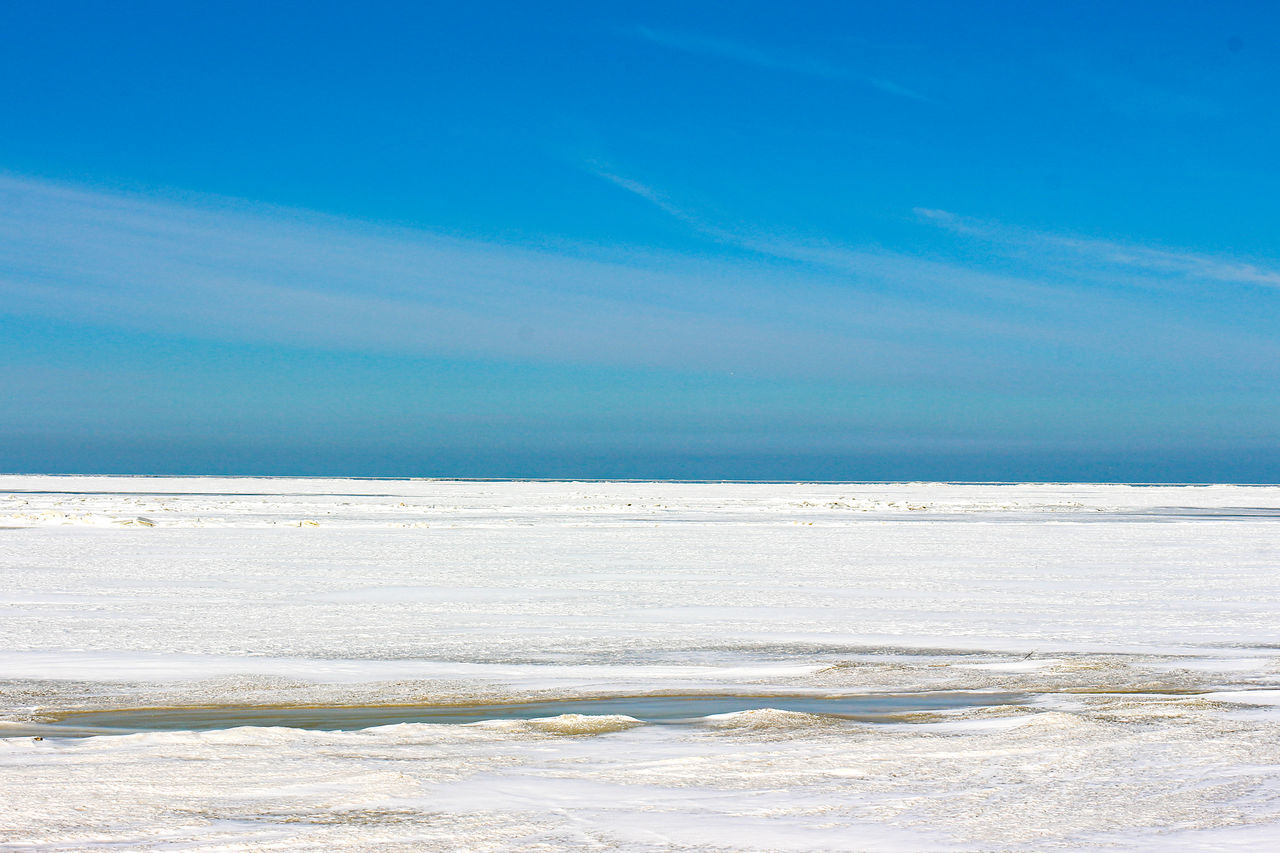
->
{"left": 583, "top": 162, "right": 743, "bottom": 246}
{"left": 582, "top": 165, "right": 1280, "bottom": 377}
{"left": 585, "top": 164, "right": 704, "bottom": 227}
{"left": 0, "top": 172, "right": 1025, "bottom": 387}
{"left": 631, "top": 26, "right": 932, "bottom": 103}
{"left": 916, "top": 208, "right": 1280, "bottom": 289}
{"left": 2, "top": 172, "right": 1276, "bottom": 403}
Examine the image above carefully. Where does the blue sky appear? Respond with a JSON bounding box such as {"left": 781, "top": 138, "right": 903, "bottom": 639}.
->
{"left": 2, "top": 1, "right": 1278, "bottom": 480}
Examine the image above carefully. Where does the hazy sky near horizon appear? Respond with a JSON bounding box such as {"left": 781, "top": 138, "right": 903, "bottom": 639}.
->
{"left": 2, "top": 1, "right": 1278, "bottom": 479}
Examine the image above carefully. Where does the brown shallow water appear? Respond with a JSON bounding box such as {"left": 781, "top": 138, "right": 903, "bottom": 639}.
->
{"left": 12, "top": 690, "right": 1029, "bottom": 737}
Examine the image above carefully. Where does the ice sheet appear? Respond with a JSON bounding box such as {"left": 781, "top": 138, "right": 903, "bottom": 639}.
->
{"left": 2, "top": 477, "right": 1279, "bottom": 850}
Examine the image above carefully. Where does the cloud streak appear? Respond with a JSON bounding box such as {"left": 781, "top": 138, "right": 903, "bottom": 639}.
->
{"left": 631, "top": 26, "right": 932, "bottom": 103}
{"left": 916, "top": 208, "right": 1280, "bottom": 290}
{"left": 2, "top": 172, "right": 1276, "bottom": 403}
{"left": 0, "top": 173, "right": 1021, "bottom": 387}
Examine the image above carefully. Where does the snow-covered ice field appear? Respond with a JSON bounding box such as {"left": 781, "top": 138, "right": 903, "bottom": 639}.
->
{"left": 2, "top": 476, "right": 1280, "bottom": 850}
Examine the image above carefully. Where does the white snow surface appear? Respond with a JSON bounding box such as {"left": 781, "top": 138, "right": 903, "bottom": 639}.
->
{"left": 2, "top": 476, "right": 1280, "bottom": 850}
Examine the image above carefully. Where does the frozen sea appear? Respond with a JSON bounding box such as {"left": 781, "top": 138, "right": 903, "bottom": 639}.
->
{"left": 2, "top": 476, "right": 1279, "bottom": 851}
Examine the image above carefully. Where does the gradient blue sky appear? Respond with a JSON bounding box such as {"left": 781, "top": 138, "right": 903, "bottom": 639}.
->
{"left": 2, "top": 1, "right": 1278, "bottom": 480}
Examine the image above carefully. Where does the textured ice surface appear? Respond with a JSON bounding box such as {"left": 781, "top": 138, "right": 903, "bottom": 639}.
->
{"left": 2, "top": 477, "right": 1280, "bottom": 850}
